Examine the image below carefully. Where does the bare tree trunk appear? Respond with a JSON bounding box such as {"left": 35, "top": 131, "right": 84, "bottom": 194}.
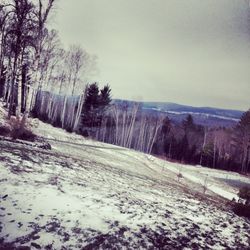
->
{"left": 126, "top": 103, "right": 139, "bottom": 148}
{"left": 136, "top": 116, "right": 146, "bottom": 151}
{"left": 241, "top": 147, "right": 248, "bottom": 172}
{"left": 200, "top": 128, "right": 207, "bottom": 165}
{"left": 0, "top": 24, "right": 6, "bottom": 81}
{"left": 112, "top": 105, "right": 120, "bottom": 145}
{"left": 8, "top": 53, "right": 19, "bottom": 118}
{"left": 213, "top": 137, "right": 217, "bottom": 168}
{"left": 148, "top": 116, "right": 164, "bottom": 154}
{"left": 121, "top": 110, "right": 127, "bottom": 146}
{"left": 73, "top": 94, "right": 84, "bottom": 131}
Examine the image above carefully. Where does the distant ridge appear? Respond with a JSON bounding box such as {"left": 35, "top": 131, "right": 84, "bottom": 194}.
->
{"left": 113, "top": 99, "right": 244, "bottom": 127}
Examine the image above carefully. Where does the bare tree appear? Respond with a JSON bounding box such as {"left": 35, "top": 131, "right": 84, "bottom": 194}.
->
{"left": 0, "top": 3, "right": 10, "bottom": 82}
{"left": 37, "top": 29, "right": 61, "bottom": 89}
{"left": 32, "top": 0, "right": 56, "bottom": 88}
{"left": 0, "top": 0, "right": 57, "bottom": 116}
{"left": 64, "top": 45, "right": 93, "bottom": 96}
{"left": 2, "top": 0, "right": 36, "bottom": 117}
{"left": 27, "top": 0, "right": 56, "bottom": 112}
{"left": 145, "top": 115, "right": 164, "bottom": 154}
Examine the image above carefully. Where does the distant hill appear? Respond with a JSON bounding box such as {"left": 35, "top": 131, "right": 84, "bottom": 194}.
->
{"left": 113, "top": 100, "right": 244, "bottom": 127}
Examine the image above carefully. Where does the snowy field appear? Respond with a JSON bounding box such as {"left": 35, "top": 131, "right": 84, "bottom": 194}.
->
{"left": 0, "top": 118, "right": 250, "bottom": 249}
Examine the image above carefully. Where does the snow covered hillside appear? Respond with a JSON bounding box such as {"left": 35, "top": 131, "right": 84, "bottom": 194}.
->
{"left": 0, "top": 119, "right": 250, "bottom": 249}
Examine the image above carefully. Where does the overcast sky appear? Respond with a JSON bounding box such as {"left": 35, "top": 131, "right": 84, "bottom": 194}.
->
{"left": 52, "top": 0, "right": 250, "bottom": 110}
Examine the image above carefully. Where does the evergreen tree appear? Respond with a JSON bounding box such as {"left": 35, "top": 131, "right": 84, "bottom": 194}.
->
{"left": 179, "top": 134, "right": 189, "bottom": 161}
{"left": 168, "top": 135, "right": 178, "bottom": 159}
{"left": 182, "top": 114, "right": 195, "bottom": 133}
{"left": 161, "top": 117, "right": 171, "bottom": 136}
{"left": 83, "top": 82, "right": 99, "bottom": 112}
{"left": 188, "top": 144, "right": 197, "bottom": 163}
{"left": 81, "top": 83, "right": 99, "bottom": 128}
{"left": 161, "top": 117, "right": 171, "bottom": 155}
{"left": 201, "top": 142, "right": 214, "bottom": 166}
{"left": 99, "top": 84, "right": 111, "bottom": 107}
{"left": 81, "top": 83, "right": 112, "bottom": 132}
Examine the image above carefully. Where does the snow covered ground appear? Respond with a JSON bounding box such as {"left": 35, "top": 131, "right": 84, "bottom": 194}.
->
{"left": 0, "top": 116, "right": 250, "bottom": 249}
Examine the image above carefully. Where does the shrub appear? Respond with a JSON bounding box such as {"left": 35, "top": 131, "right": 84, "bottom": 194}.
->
{"left": 0, "top": 124, "right": 11, "bottom": 136}
{"left": 201, "top": 175, "right": 209, "bottom": 194}
{"left": 232, "top": 186, "right": 250, "bottom": 218}
{"left": 81, "top": 129, "right": 89, "bottom": 137}
{"left": 238, "top": 186, "right": 250, "bottom": 204}
{"left": 17, "top": 128, "right": 37, "bottom": 141}
{"left": 177, "top": 172, "right": 183, "bottom": 182}
{"left": 8, "top": 113, "right": 37, "bottom": 142}
{"left": 38, "top": 142, "right": 52, "bottom": 150}
{"left": 233, "top": 203, "right": 250, "bottom": 218}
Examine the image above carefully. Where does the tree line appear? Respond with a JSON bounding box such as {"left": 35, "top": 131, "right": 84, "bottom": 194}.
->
{"left": 24, "top": 83, "right": 250, "bottom": 172}
{"left": 32, "top": 83, "right": 112, "bottom": 133}
{"left": 152, "top": 112, "right": 250, "bottom": 173}
{"left": 82, "top": 101, "right": 250, "bottom": 173}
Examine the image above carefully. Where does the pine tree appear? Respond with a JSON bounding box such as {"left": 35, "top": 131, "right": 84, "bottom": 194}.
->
{"left": 99, "top": 84, "right": 111, "bottom": 107}
{"left": 201, "top": 142, "right": 214, "bottom": 166}
{"left": 179, "top": 134, "right": 189, "bottom": 161}
{"left": 81, "top": 83, "right": 112, "bottom": 133}
{"left": 161, "top": 116, "right": 171, "bottom": 136}
{"left": 182, "top": 114, "right": 195, "bottom": 133}
{"left": 83, "top": 82, "right": 99, "bottom": 112}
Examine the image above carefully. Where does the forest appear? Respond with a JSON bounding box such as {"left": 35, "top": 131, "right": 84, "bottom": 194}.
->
{"left": 0, "top": 0, "right": 249, "bottom": 174}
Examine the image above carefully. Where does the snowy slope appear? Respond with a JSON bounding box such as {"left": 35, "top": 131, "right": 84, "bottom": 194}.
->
{"left": 145, "top": 156, "right": 250, "bottom": 201}
{"left": 33, "top": 121, "right": 250, "bottom": 200}
{"left": 0, "top": 118, "right": 250, "bottom": 249}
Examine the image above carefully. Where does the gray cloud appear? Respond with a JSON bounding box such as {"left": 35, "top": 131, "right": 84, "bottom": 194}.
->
{"left": 53, "top": 0, "right": 250, "bottom": 110}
